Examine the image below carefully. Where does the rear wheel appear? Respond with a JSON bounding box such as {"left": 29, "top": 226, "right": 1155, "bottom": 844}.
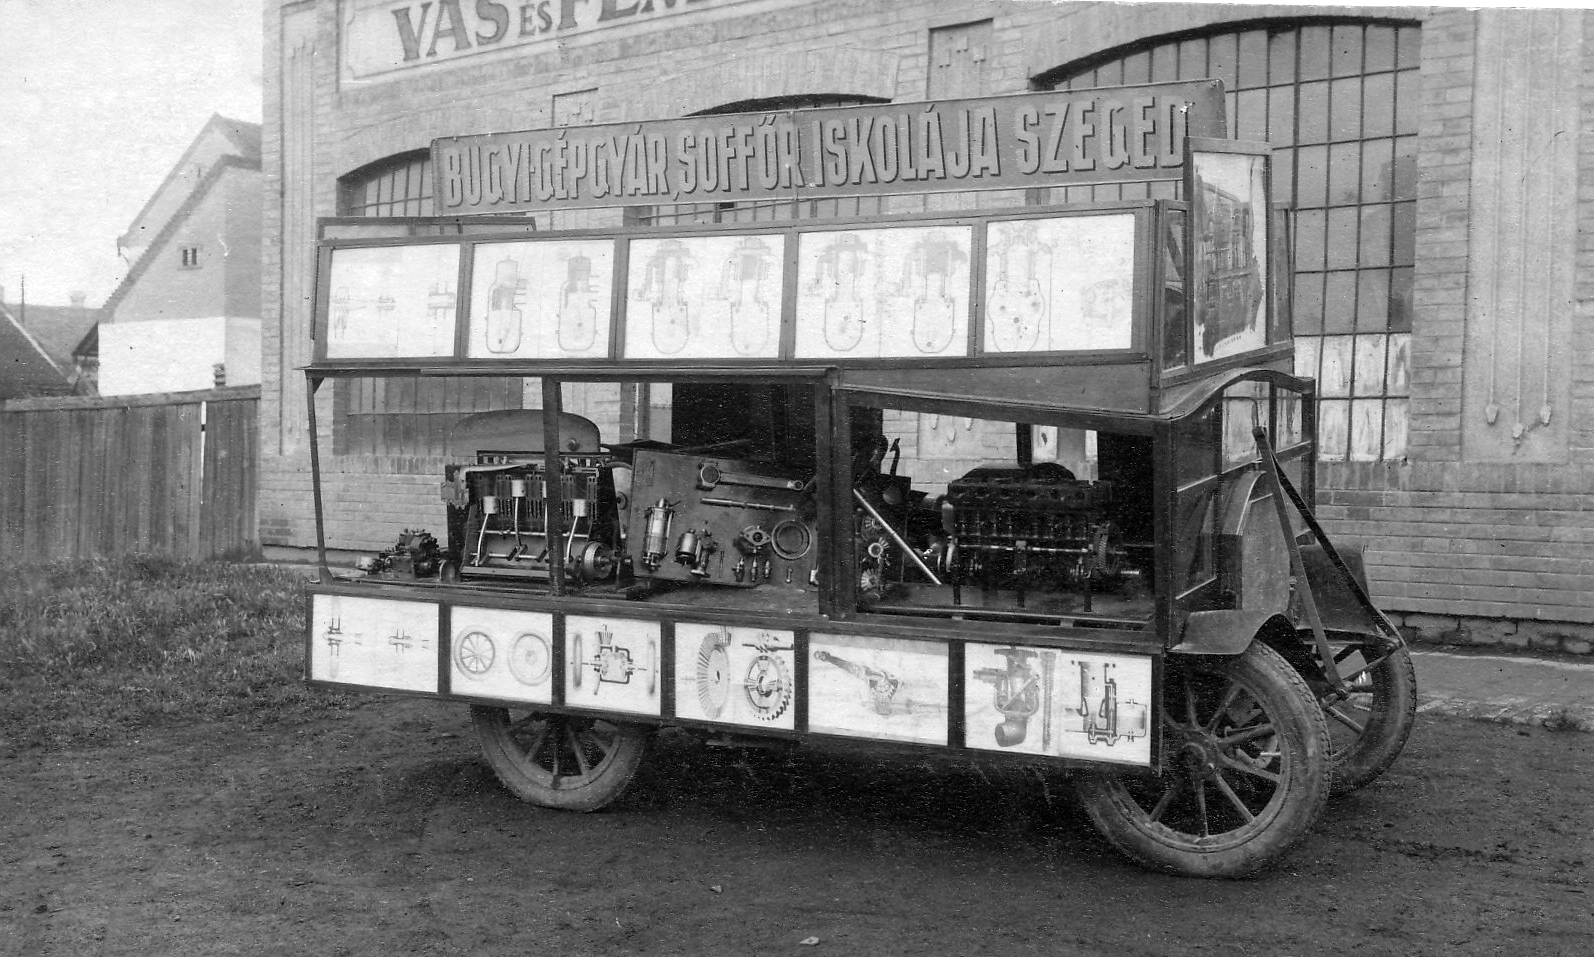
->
{"left": 471, "top": 707, "right": 650, "bottom": 812}
{"left": 1073, "top": 643, "right": 1331, "bottom": 878}
{"left": 1316, "top": 643, "right": 1417, "bottom": 795}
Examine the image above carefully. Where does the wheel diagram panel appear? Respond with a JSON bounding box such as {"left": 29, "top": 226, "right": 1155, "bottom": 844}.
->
{"left": 672, "top": 623, "right": 797, "bottom": 730}
{"left": 807, "top": 633, "right": 948, "bottom": 745}
{"left": 964, "top": 643, "right": 1152, "bottom": 766}
{"left": 564, "top": 615, "right": 662, "bottom": 716}
{"left": 310, "top": 594, "right": 439, "bottom": 693}
{"left": 449, "top": 606, "right": 555, "bottom": 704}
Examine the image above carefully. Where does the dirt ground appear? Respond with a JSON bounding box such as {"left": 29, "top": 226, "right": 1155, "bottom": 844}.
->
{"left": 2, "top": 697, "right": 1590, "bottom": 957}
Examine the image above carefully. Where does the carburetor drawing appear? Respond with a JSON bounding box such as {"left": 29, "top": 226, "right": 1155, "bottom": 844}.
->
{"left": 973, "top": 647, "right": 1056, "bottom": 747}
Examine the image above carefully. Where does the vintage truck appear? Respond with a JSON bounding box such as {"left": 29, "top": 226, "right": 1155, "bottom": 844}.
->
{"left": 302, "top": 82, "right": 1415, "bottom": 877}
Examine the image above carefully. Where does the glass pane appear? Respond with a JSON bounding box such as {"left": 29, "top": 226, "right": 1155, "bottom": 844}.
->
{"left": 1329, "top": 77, "right": 1363, "bottom": 141}
{"left": 1238, "top": 88, "right": 1268, "bottom": 141}
{"left": 1298, "top": 80, "right": 1330, "bottom": 143}
{"left": 1395, "top": 69, "right": 1419, "bottom": 135}
{"left": 1270, "top": 29, "right": 1298, "bottom": 85}
{"left": 1326, "top": 208, "right": 1360, "bottom": 269}
{"left": 1296, "top": 208, "right": 1327, "bottom": 270}
{"left": 1383, "top": 397, "right": 1409, "bottom": 459}
{"left": 1349, "top": 398, "right": 1384, "bottom": 461}
{"left": 1268, "top": 85, "right": 1296, "bottom": 145}
{"left": 1319, "top": 335, "right": 1354, "bottom": 396}
{"left": 1365, "top": 25, "right": 1397, "bottom": 74}
{"left": 1354, "top": 333, "right": 1389, "bottom": 394}
{"left": 1331, "top": 24, "right": 1364, "bottom": 76}
{"left": 1390, "top": 267, "right": 1414, "bottom": 332}
{"left": 1361, "top": 138, "right": 1394, "bottom": 201}
{"left": 1324, "top": 271, "right": 1357, "bottom": 332}
{"left": 1386, "top": 333, "right": 1411, "bottom": 396}
{"left": 1328, "top": 142, "right": 1361, "bottom": 205}
{"left": 1151, "top": 42, "right": 1179, "bottom": 82}
{"left": 1238, "top": 30, "right": 1269, "bottom": 88}
{"left": 1209, "top": 32, "right": 1239, "bottom": 89}
{"left": 1294, "top": 271, "right": 1325, "bottom": 334}
{"left": 1297, "top": 145, "right": 1329, "bottom": 207}
{"left": 1392, "top": 136, "right": 1418, "bottom": 200}
{"left": 1299, "top": 26, "right": 1332, "bottom": 81}
{"left": 1294, "top": 335, "right": 1321, "bottom": 379}
{"left": 1271, "top": 147, "right": 1295, "bottom": 201}
{"left": 1363, "top": 72, "right": 1395, "bottom": 139}
{"left": 1397, "top": 25, "right": 1421, "bottom": 70}
{"left": 1359, "top": 204, "right": 1392, "bottom": 268}
{"left": 1391, "top": 201, "right": 1416, "bottom": 267}
{"left": 1357, "top": 268, "right": 1391, "bottom": 331}
{"left": 1317, "top": 399, "right": 1350, "bottom": 461}
{"left": 1180, "top": 38, "right": 1208, "bottom": 77}
{"left": 1122, "top": 50, "right": 1151, "bottom": 85}
{"left": 1226, "top": 91, "right": 1238, "bottom": 138}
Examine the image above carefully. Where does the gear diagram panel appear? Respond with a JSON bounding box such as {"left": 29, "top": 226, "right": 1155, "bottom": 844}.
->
{"left": 564, "top": 615, "right": 662, "bottom": 716}
{"left": 310, "top": 594, "right": 439, "bottom": 692}
{"left": 672, "top": 624, "right": 798, "bottom": 731}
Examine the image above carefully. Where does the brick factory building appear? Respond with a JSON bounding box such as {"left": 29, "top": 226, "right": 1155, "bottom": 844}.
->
{"left": 259, "top": 1, "right": 1594, "bottom": 653}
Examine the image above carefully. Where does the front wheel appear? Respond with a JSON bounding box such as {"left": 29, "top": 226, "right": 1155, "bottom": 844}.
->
{"left": 1316, "top": 643, "right": 1417, "bottom": 795}
{"left": 1073, "top": 643, "right": 1331, "bottom": 878}
{"left": 471, "top": 708, "right": 650, "bottom": 812}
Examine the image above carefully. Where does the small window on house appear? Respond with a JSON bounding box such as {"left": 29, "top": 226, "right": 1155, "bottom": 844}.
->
{"left": 180, "top": 246, "right": 201, "bottom": 268}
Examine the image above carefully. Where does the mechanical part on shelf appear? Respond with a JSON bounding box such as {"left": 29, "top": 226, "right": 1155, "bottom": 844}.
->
{"left": 507, "top": 632, "right": 552, "bottom": 686}
{"left": 853, "top": 489, "right": 942, "bottom": 586}
{"left": 674, "top": 527, "right": 717, "bottom": 578}
{"left": 737, "top": 525, "right": 772, "bottom": 553}
{"left": 641, "top": 498, "right": 675, "bottom": 571}
{"left": 573, "top": 626, "right": 657, "bottom": 695}
{"left": 696, "top": 463, "right": 805, "bottom": 492}
{"left": 770, "top": 520, "right": 812, "bottom": 561}
{"left": 972, "top": 647, "right": 1055, "bottom": 747}
{"left": 695, "top": 632, "right": 733, "bottom": 719}
{"left": 733, "top": 559, "right": 746, "bottom": 583}
{"left": 357, "top": 529, "right": 441, "bottom": 578}
{"left": 701, "top": 497, "right": 797, "bottom": 512}
{"left": 814, "top": 650, "right": 904, "bottom": 716}
{"left": 576, "top": 541, "right": 616, "bottom": 582}
{"left": 1076, "top": 661, "right": 1147, "bottom": 746}
{"left": 943, "top": 465, "right": 1138, "bottom": 610}
{"left": 741, "top": 635, "right": 794, "bottom": 722}
{"left": 454, "top": 630, "right": 496, "bottom": 679}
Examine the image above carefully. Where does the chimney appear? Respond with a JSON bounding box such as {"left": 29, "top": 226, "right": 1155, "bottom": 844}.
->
{"left": 70, "top": 291, "right": 86, "bottom": 309}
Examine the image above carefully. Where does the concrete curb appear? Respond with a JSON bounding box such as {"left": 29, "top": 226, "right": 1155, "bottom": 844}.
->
{"left": 1411, "top": 650, "right": 1594, "bottom": 733}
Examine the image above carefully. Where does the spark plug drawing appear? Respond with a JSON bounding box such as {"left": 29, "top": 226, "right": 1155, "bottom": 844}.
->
{"left": 485, "top": 257, "right": 526, "bottom": 354}
{"left": 811, "top": 233, "right": 869, "bottom": 352}
{"left": 903, "top": 233, "right": 966, "bottom": 354}
{"left": 724, "top": 236, "right": 775, "bottom": 355}
{"left": 557, "top": 252, "right": 599, "bottom": 352}
{"left": 635, "top": 239, "right": 693, "bottom": 355}
{"left": 987, "top": 223, "right": 1050, "bottom": 352}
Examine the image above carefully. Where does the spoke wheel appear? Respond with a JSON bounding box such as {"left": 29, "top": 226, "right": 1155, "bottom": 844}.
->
{"left": 1074, "top": 643, "right": 1330, "bottom": 878}
{"left": 471, "top": 707, "right": 650, "bottom": 812}
{"left": 1316, "top": 643, "right": 1417, "bottom": 795}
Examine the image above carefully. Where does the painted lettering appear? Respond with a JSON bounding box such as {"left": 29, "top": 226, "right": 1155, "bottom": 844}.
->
{"left": 428, "top": 0, "right": 473, "bottom": 56}
{"left": 1132, "top": 97, "right": 1156, "bottom": 170}
{"left": 847, "top": 117, "right": 877, "bottom": 184}
{"left": 599, "top": 0, "right": 641, "bottom": 21}
{"left": 917, "top": 108, "right": 946, "bottom": 181}
{"left": 1100, "top": 99, "right": 1129, "bottom": 171}
{"left": 1042, "top": 105, "right": 1069, "bottom": 173}
{"left": 1013, "top": 106, "right": 1040, "bottom": 175}
{"left": 391, "top": 3, "right": 432, "bottom": 62}
{"left": 970, "top": 107, "right": 1000, "bottom": 177}
{"left": 1069, "top": 100, "right": 1096, "bottom": 172}
{"left": 674, "top": 130, "right": 697, "bottom": 194}
{"left": 442, "top": 148, "right": 463, "bottom": 207}
{"left": 475, "top": 0, "right": 510, "bottom": 43}
{"left": 875, "top": 118, "right": 899, "bottom": 184}
{"left": 646, "top": 133, "right": 668, "bottom": 195}
{"left": 946, "top": 110, "right": 971, "bottom": 178}
{"left": 821, "top": 119, "right": 846, "bottom": 186}
{"left": 558, "top": 0, "right": 587, "bottom": 29}
{"left": 1159, "top": 97, "right": 1186, "bottom": 167}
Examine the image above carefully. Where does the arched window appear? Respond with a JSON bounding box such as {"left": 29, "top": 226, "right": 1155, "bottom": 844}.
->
{"left": 334, "top": 151, "right": 520, "bottom": 456}
{"left": 1042, "top": 20, "right": 1419, "bottom": 461}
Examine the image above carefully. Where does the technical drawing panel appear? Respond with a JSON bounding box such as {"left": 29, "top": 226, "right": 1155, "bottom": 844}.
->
{"left": 564, "top": 615, "right": 662, "bottom": 715}
{"left": 807, "top": 633, "right": 948, "bottom": 745}
{"left": 624, "top": 235, "right": 785, "bottom": 360}
{"left": 324, "top": 244, "right": 460, "bottom": 358}
{"left": 467, "top": 240, "right": 615, "bottom": 359}
{"left": 983, "top": 215, "right": 1136, "bottom": 353}
{"left": 795, "top": 226, "right": 972, "bottom": 359}
{"left": 672, "top": 624, "right": 797, "bottom": 730}
{"left": 964, "top": 644, "right": 1151, "bottom": 765}
{"left": 309, "top": 594, "right": 439, "bottom": 692}
{"left": 448, "top": 607, "right": 555, "bottom": 704}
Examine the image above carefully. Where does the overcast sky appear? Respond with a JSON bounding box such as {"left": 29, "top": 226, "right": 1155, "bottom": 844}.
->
{"left": 0, "top": 1, "right": 262, "bottom": 307}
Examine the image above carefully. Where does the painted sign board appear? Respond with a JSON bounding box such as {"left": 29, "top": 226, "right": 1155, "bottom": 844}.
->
{"left": 432, "top": 81, "right": 1226, "bottom": 214}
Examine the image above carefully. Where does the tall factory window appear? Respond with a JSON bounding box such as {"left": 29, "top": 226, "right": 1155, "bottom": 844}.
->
{"left": 1042, "top": 20, "right": 1419, "bottom": 461}
{"left": 334, "top": 151, "right": 522, "bottom": 456}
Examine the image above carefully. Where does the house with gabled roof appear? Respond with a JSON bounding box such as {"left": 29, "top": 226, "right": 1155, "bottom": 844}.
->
{"left": 96, "top": 114, "right": 262, "bottom": 396}
{"left": 0, "top": 296, "right": 76, "bottom": 400}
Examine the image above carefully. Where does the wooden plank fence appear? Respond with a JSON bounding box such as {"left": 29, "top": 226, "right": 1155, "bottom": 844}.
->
{"left": 0, "top": 387, "right": 259, "bottom": 561}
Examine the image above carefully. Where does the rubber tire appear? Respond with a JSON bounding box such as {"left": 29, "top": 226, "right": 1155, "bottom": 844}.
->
{"left": 1324, "top": 645, "right": 1417, "bottom": 795}
{"left": 471, "top": 707, "right": 649, "bottom": 812}
{"left": 1073, "top": 643, "right": 1332, "bottom": 878}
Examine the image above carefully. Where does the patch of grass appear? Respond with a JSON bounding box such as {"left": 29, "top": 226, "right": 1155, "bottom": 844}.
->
{"left": 0, "top": 557, "right": 348, "bottom": 750}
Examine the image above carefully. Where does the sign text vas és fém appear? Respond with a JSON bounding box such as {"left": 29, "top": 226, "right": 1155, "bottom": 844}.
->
{"left": 431, "top": 83, "right": 1225, "bottom": 213}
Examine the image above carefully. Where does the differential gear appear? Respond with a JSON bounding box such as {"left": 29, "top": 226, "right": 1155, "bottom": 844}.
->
{"left": 743, "top": 650, "right": 793, "bottom": 721}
